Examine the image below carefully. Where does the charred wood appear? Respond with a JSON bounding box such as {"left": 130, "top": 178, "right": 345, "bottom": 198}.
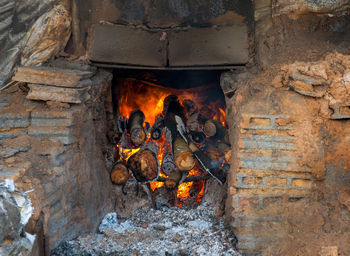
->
{"left": 127, "top": 110, "right": 146, "bottom": 147}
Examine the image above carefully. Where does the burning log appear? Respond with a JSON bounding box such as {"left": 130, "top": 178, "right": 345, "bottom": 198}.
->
{"left": 203, "top": 119, "right": 229, "bottom": 143}
{"left": 127, "top": 141, "right": 159, "bottom": 183}
{"left": 165, "top": 170, "right": 182, "bottom": 189}
{"left": 127, "top": 110, "right": 146, "bottom": 147}
{"left": 173, "top": 136, "right": 196, "bottom": 171}
{"left": 163, "top": 95, "right": 195, "bottom": 172}
{"left": 189, "top": 130, "right": 206, "bottom": 144}
{"left": 151, "top": 114, "right": 164, "bottom": 140}
{"left": 217, "top": 142, "right": 232, "bottom": 164}
{"left": 110, "top": 162, "right": 129, "bottom": 185}
{"left": 161, "top": 147, "right": 177, "bottom": 175}
{"left": 188, "top": 141, "right": 225, "bottom": 184}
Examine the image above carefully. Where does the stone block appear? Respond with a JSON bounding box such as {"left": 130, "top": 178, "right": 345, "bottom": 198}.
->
{"left": 89, "top": 24, "right": 167, "bottom": 67}
{"left": 168, "top": 25, "right": 249, "bottom": 66}
{"left": 249, "top": 117, "right": 271, "bottom": 127}
{"left": 27, "top": 84, "right": 89, "bottom": 104}
{"left": 28, "top": 127, "right": 75, "bottom": 145}
{"left": 0, "top": 112, "right": 29, "bottom": 129}
{"left": 240, "top": 176, "right": 263, "bottom": 187}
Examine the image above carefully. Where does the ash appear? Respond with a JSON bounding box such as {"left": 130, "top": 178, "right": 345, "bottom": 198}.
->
{"left": 52, "top": 203, "right": 240, "bottom": 256}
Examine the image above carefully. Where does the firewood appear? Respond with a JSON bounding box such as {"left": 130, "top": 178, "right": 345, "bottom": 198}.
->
{"left": 162, "top": 95, "right": 184, "bottom": 118}
{"left": 203, "top": 119, "right": 229, "bottom": 143}
{"left": 206, "top": 145, "right": 222, "bottom": 162}
{"left": 217, "top": 142, "right": 232, "bottom": 164}
{"left": 173, "top": 136, "right": 196, "bottom": 171}
{"left": 188, "top": 141, "right": 225, "bottom": 184}
{"left": 110, "top": 162, "right": 129, "bottom": 185}
{"left": 163, "top": 96, "right": 195, "bottom": 172}
{"left": 127, "top": 110, "right": 146, "bottom": 147}
{"left": 161, "top": 146, "right": 177, "bottom": 175}
{"left": 189, "top": 130, "right": 206, "bottom": 144}
{"left": 165, "top": 170, "right": 182, "bottom": 189}
{"left": 151, "top": 114, "right": 164, "bottom": 140}
{"left": 183, "top": 99, "right": 198, "bottom": 116}
{"left": 127, "top": 149, "right": 158, "bottom": 183}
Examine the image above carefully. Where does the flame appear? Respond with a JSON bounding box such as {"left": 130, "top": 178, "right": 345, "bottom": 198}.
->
{"left": 116, "top": 78, "right": 226, "bottom": 207}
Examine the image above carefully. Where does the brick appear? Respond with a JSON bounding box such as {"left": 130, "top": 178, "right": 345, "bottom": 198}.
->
{"left": 320, "top": 246, "right": 338, "bottom": 256}
{"left": 0, "top": 112, "right": 29, "bottom": 129}
{"left": 264, "top": 177, "right": 287, "bottom": 187}
{"left": 291, "top": 179, "right": 313, "bottom": 189}
{"left": 242, "top": 176, "right": 263, "bottom": 186}
{"left": 249, "top": 117, "right": 271, "bottom": 127}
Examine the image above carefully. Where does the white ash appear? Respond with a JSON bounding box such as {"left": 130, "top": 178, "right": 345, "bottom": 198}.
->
{"left": 51, "top": 203, "right": 240, "bottom": 256}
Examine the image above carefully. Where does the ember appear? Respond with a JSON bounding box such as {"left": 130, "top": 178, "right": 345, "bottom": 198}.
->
{"left": 112, "top": 78, "right": 230, "bottom": 207}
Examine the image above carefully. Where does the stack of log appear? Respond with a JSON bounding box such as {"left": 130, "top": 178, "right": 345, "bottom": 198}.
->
{"left": 110, "top": 94, "right": 231, "bottom": 193}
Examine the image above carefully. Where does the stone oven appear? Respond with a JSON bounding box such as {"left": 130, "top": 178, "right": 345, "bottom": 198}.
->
{"left": 1, "top": 0, "right": 350, "bottom": 256}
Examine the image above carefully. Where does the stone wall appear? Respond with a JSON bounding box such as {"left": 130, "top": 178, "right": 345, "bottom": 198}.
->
{"left": 0, "top": 69, "right": 114, "bottom": 253}
{"left": 222, "top": 52, "right": 350, "bottom": 255}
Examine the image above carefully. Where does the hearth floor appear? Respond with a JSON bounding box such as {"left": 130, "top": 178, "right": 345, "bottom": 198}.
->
{"left": 51, "top": 203, "right": 240, "bottom": 256}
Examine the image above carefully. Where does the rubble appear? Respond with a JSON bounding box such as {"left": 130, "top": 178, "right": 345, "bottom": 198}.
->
{"left": 51, "top": 203, "right": 240, "bottom": 256}
{"left": 0, "top": 180, "right": 35, "bottom": 256}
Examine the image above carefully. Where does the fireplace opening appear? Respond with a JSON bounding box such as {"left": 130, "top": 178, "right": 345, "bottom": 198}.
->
{"left": 110, "top": 69, "right": 230, "bottom": 210}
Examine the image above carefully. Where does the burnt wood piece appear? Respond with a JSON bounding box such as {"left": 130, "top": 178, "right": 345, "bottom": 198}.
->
{"left": 151, "top": 114, "right": 165, "bottom": 140}
{"left": 165, "top": 170, "right": 182, "bottom": 190}
{"left": 127, "top": 149, "right": 158, "bottom": 183}
{"left": 157, "top": 174, "right": 210, "bottom": 183}
{"left": 162, "top": 95, "right": 184, "bottom": 118}
{"left": 161, "top": 146, "right": 177, "bottom": 175}
{"left": 188, "top": 141, "right": 225, "bottom": 184}
{"left": 204, "top": 119, "right": 229, "bottom": 143}
{"left": 189, "top": 130, "right": 206, "bottom": 144}
{"left": 127, "top": 110, "right": 146, "bottom": 147}
{"left": 142, "top": 183, "right": 157, "bottom": 210}
{"left": 183, "top": 99, "right": 201, "bottom": 131}
{"left": 217, "top": 142, "right": 232, "bottom": 164}
{"left": 206, "top": 145, "right": 222, "bottom": 162}
{"left": 110, "top": 162, "right": 129, "bottom": 185}
{"left": 12, "top": 66, "right": 94, "bottom": 87}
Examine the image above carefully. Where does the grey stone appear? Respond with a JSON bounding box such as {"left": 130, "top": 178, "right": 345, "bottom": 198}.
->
{"left": 0, "top": 113, "right": 29, "bottom": 129}
{"left": 28, "top": 127, "right": 76, "bottom": 145}
{"left": 31, "top": 111, "right": 74, "bottom": 127}
{"left": 0, "top": 146, "right": 30, "bottom": 158}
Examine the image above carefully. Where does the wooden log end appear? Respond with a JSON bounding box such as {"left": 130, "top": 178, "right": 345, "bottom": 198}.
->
{"left": 128, "top": 149, "right": 158, "bottom": 182}
{"left": 204, "top": 120, "right": 217, "bottom": 137}
{"left": 130, "top": 128, "right": 146, "bottom": 147}
{"left": 111, "top": 163, "right": 129, "bottom": 185}
{"left": 175, "top": 152, "right": 196, "bottom": 171}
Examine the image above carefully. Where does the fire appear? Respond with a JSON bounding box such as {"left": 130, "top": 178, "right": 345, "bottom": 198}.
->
{"left": 116, "top": 77, "right": 226, "bottom": 207}
{"left": 176, "top": 168, "right": 206, "bottom": 207}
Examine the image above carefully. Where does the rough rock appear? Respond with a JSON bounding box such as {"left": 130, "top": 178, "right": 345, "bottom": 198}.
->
{"left": 0, "top": 180, "right": 34, "bottom": 256}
